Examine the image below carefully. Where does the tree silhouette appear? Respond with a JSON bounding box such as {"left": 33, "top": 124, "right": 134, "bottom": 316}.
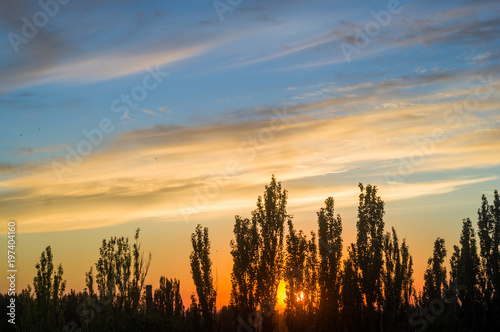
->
{"left": 131, "top": 229, "right": 151, "bottom": 310}
{"left": 382, "top": 227, "right": 414, "bottom": 331}
{"left": 21, "top": 246, "right": 66, "bottom": 331}
{"left": 85, "top": 228, "right": 151, "bottom": 330}
{"left": 450, "top": 218, "right": 481, "bottom": 330}
{"left": 230, "top": 215, "right": 259, "bottom": 328}
{"left": 284, "top": 219, "right": 309, "bottom": 332}
{"left": 422, "top": 237, "right": 447, "bottom": 305}
{"left": 304, "top": 231, "right": 319, "bottom": 326}
{"left": 477, "top": 190, "right": 500, "bottom": 318}
{"left": 317, "top": 196, "right": 342, "bottom": 331}
{"left": 355, "top": 183, "right": 385, "bottom": 330}
{"left": 153, "top": 276, "right": 184, "bottom": 327}
{"left": 8, "top": 180, "right": 500, "bottom": 332}
{"left": 186, "top": 293, "right": 203, "bottom": 331}
{"left": 190, "top": 224, "right": 217, "bottom": 331}
{"left": 252, "top": 175, "right": 290, "bottom": 332}
{"left": 400, "top": 237, "right": 414, "bottom": 308}
{"left": 340, "top": 244, "right": 363, "bottom": 331}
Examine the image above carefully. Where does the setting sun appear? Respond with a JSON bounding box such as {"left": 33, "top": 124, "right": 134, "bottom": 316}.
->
{"left": 296, "top": 291, "right": 305, "bottom": 302}
{"left": 277, "top": 280, "right": 287, "bottom": 309}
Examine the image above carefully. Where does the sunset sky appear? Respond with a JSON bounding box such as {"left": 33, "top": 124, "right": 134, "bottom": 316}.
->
{"left": 1, "top": 0, "right": 500, "bottom": 308}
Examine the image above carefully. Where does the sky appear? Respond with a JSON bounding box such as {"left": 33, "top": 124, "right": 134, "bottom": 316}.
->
{"left": 1, "top": 0, "right": 500, "bottom": 308}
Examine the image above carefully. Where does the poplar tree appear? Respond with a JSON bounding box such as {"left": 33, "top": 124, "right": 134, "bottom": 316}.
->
{"left": 284, "top": 220, "right": 308, "bottom": 332}
{"left": 450, "top": 218, "right": 481, "bottom": 329}
{"left": 86, "top": 229, "right": 151, "bottom": 330}
{"left": 304, "top": 231, "right": 319, "bottom": 323}
{"left": 230, "top": 215, "right": 259, "bottom": 324}
{"left": 477, "top": 191, "right": 500, "bottom": 306}
{"left": 341, "top": 244, "right": 363, "bottom": 331}
{"left": 355, "top": 183, "right": 385, "bottom": 330}
{"left": 252, "top": 175, "right": 289, "bottom": 332}
{"left": 317, "top": 197, "right": 342, "bottom": 331}
{"left": 21, "top": 246, "right": 66, "bottom": 331}
{"left": 382, "top": 227, "right": 415, "bottom": 330}
{"left": 422, "top": 238, "right": 447, "bottom": 305}
{"left": 190, "top": 224, "right": 216, "bottom": 331}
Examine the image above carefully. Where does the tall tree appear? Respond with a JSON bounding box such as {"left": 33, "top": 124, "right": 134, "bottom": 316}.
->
{"left": 400, "top": 237, "right": 415, "bottom": 309}
{"left": 284, "top": 220, "right": 308, "bottom": 331}
{"left": 21, "top": 246, "right": 66, "bottom": 331}
{"left": 252, "top": 175, "right": 290, "bottom": 332}
{"left": 304, "top": 231, "right": 319, "bottom": 324}
{"left": 86, "top": 228, "right": 151, "bottom": 330}
{"left": 230, "top": 215, "right": 259, "bottom": 326}
{"left": 317, "top": 196, "right": 342, "bottom": 331}
{"left": 450, "top": 218, "right": 481, "bottom": 329}
{"left": 284, "top": 220, "right": 318, "bottom": 332}
{"left": 382, "top": 227, "right": 415, "bottom": 331}
{"left": 383, "top": 227, "right": 400, "bottom": 329}
{"left": 477, "top": 190, "right": 500, "bottom": 307}
{"left": 422, "top": 237, "right": 447, "bottom": 305}
{"left": 341, "top": 244, "right": 363, "bottom": 331}
{"left": 131, "top": 229, "right": 151, "bottom": 311}
{"left": 190, "top": 224, "right": 217, "bottom": 331}
{"left": 355, "top": 183, "right": 385, "bottom": 330}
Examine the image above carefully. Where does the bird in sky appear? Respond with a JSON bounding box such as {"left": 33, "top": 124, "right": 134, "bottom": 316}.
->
{"left": 154, "top": 157, "right": 158, "bottom": 162}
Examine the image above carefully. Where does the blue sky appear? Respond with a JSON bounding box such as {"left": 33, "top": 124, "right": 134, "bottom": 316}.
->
{"left": 1, "top": 0, "right": 500, "bottom": 304}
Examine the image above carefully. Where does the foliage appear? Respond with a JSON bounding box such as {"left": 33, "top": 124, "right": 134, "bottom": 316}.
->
{"left": 317, "top": 196, "right": 342, "bottom": 331}
{"left": 10, "top": 180, "right": 500, "bottom": 331}
{"left": 20, "top": 246, "right": 66, "bottom": 331}
{"left": 190, "top": 224, "right": 217, "bottom": 331}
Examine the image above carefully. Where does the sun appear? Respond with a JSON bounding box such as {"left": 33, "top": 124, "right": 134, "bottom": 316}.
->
{"left": 277, "top": 280, "right": 287, "bottom": 309}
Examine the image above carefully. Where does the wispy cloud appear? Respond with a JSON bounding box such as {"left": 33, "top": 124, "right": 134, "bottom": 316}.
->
{"left": 2, "top": 79, "right": 499, "bottom": 233}
{"left": 229, "top": 30, "right": 341, "bottom": 68}
{"left": 142, "top": 109, "right": 158, "bottom": 116}
{"left": 278, "top": 3, "right": 500, "bottom": 70}
{"left": 158, "top": 106, "right": 172, "bottom": 114}
{"left": 0, "top": 40, "right": 223, "bottom": 91}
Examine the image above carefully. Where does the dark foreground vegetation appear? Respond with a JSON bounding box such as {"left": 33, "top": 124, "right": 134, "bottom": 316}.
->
{"left": 1, "top": 176, "right": 499, "bottom": 331}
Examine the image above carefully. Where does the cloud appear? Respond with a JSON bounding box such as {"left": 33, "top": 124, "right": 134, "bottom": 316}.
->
{"left": 0, "top": 0, "right": 229, "bottom": 92}
{"left": 466, "top": 52, "right": 492, "bottom": 63}
{"left": 383, "top": 176, "right": 499, "bottom": 202}
{"left": 279, "top": 2, "right": 500, "bottom": 70}
{"left": 0, "top": 0, "right": 71, "bottom": 67}
{"left": 141, "top": 109, "right": 158, "bottom": 116}
{"left": 0, "top": 40, "right": 222, "bottom": 91}
{"left": 2, "top": 78, "right": 499, "bottom": 233}
{"left": 229, "top": 30, "right": 341, "bottom": 68}
{"left": 158, "top": 106, "right": 172, "bottom": 114}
